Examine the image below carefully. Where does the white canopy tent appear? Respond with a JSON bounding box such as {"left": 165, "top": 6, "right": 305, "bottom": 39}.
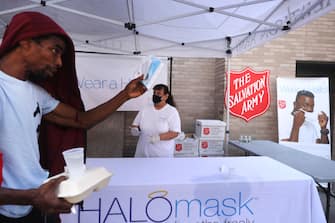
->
{"left": 1, "top": 0, "right": 335, "bottom": 153}
{"left": 1, "top": 0, "right": 334, "bottom": 57}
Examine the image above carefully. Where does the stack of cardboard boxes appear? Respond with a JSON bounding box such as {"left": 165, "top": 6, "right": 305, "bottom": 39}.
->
{"left": 174, "top": 119, "right": 226, "bottom": 157}
{"left": 195, "top": 119, "right": 226, "bottom": 157}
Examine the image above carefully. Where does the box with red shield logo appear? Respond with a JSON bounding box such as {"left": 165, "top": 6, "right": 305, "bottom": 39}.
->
{"left": 174, "top": 134, "right": 199, "bottom": 157}
{"left": 196, "top": 135, "right": 225, "bottom": 156}
{"left": 195, "top": 119, "right": 226, "bottom": 138}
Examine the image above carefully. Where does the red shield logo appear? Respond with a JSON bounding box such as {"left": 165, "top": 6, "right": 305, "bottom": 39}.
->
{"left": 278, "top": 100, "right": 286, "bottom": 109}
{"left": 225, "top": 67, "right": 270, "bottom": 122}
{"left": 201, "top": 141, "right": 208, "bottom": 149}
{"left": 175, "top": 144, "right": 182, "bottom": 151}
{"left": 203, "top": 128, "right": 210, "bottom": 135}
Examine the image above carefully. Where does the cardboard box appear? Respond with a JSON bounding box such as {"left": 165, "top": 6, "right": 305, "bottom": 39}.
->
{"left": 195, "top": 119, "right": 226, "bottom": 138}
{"left": 197, "top": 136, "right": 225, "bottom": 155}
{"left": 174, "top": 135, "right": 199, "bottom": 156}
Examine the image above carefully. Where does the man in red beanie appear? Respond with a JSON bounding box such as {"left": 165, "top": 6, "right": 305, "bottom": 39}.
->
{"left": 0, "top": 11, "right": 146, "bottom": 222}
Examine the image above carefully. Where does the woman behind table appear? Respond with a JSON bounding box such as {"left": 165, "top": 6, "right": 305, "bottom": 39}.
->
{"left": 131, "top": 84, "right": 181, "bottom": 157}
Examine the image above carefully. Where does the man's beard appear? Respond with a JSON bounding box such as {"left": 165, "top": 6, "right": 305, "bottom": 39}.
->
{"left": 26, "top": 70, "right": 50, "bottom": 82}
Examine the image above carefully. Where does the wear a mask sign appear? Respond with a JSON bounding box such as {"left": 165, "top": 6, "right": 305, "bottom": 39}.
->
{"left": 277, "top": 77, "right": 331, "bottom": 159}
{"left": 75, "top": 53, "right": 168, "bottom": 111}
{"left": 225, "top": 67, "right": 270, "bottom": 122}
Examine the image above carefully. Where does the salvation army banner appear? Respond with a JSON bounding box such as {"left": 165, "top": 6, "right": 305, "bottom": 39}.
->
{"left": 226, "top": 67, "right": 270, "bottom": 122}
{"left": 75, "top": 53, "right": 168, "bottom": 111}
{"left": 277, "top": 78, "right": 331, "bottom": 159}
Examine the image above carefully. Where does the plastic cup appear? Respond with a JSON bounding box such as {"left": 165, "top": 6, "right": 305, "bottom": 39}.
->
{"left": 62, "top": 148, "right": 85, "bottom": 179}
{"left": 220, "top": 165, "right": 235, "bottom": 178}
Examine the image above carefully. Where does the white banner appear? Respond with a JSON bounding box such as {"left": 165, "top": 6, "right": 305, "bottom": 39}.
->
{"left": 277, "top": 77, "right": 331, "bottom": 159}
{"left": 61, "top": 183, "right": 310, "bottom": 223}
{"left": 75, "top": 53, "right": 168, "bottom": 111}
{"left": 60, "top": 157, "right": 325, "bottom": 223}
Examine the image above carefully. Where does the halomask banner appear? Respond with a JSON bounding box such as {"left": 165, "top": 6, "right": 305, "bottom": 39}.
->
{"left": 277, "top": 77, "right": 331, "bottom": 159}
{"left": 75, "top": 53, "right": 168, "bottom": 111}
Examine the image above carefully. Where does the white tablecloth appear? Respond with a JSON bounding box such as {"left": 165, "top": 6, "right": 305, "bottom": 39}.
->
{"left": 61, "top": 156, "right": 326, "bottom": 223}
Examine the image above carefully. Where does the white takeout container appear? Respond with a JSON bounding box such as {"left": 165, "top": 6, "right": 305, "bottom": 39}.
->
{"left": 45, "top": 167, "right": 112, "bottom": 204}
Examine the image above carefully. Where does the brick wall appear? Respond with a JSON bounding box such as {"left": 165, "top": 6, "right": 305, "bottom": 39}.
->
{"left": 171, "top": 57, "right": 225, "bottom": 133}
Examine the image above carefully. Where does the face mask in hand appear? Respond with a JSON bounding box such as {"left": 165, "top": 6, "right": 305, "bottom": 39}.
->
{"left": 303, "top": 111, "right": 315, "bottom": 122}
{"left": 152, "top": 95, "right": 162, "bottom": 104}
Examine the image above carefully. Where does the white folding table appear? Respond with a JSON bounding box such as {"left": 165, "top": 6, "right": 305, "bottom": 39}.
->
{"left": 230, "top": 140, "right": 335, "bottom": 222}
{"left": 61, "top": 156, "right": 325, "bottom": 223}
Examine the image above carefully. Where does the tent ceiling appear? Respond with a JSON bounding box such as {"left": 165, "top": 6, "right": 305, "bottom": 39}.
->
{"left": 1, "top": 0, "right": 335, "bottom": 57}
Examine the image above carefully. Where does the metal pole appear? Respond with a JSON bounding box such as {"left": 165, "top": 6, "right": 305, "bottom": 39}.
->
{"left": 224, "top": 37, "right": 232, "bottom": 156}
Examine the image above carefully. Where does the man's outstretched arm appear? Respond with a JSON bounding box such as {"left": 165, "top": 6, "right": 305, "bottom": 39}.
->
{"left": 44, "top": 75, "right": 146, "bottom": 129}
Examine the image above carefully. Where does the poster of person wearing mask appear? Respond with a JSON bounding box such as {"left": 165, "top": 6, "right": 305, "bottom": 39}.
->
{"left": 277, "top": 77, "right": 331, "bottom": 159}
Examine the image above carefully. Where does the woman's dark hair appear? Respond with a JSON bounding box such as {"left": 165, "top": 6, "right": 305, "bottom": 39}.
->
{"left": 153, "top": 84, "right": 176, "bottom": 107}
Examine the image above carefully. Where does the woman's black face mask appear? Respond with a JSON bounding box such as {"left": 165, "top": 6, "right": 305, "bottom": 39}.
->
{"left": 152, "top": 95, "right": 162, "bottom": 104}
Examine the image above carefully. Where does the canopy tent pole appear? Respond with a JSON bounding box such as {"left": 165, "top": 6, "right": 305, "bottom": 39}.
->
{"left": 224, "top": 37, "right": 232, "bottom": 156}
